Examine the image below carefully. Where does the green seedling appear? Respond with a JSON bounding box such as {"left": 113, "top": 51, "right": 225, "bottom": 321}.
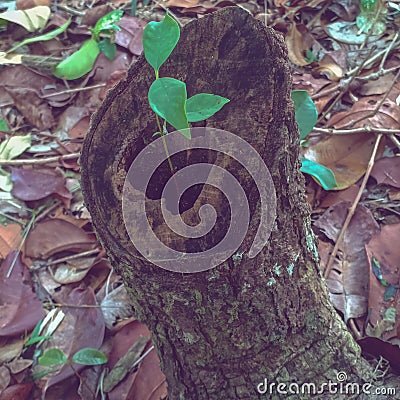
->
{"left": 53, "top": 9, "right": 123, "bottom": 80}
{"left": 292, "top": 90, "right": 337, "bottom": 190}
{"left": 356, "top": 0, "right": 386, "bottom": 35}
{"left": 143, "top": 11, "right": 230, "bottom": 174}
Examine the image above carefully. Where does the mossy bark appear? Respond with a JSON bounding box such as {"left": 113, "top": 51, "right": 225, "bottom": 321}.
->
{"left": 81, "top": 7, "right": 377, "bottom": 399}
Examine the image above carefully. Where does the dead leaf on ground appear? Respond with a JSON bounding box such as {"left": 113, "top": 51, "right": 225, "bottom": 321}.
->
{"left": 11, "top": 168, "right": 72, "bottom": 204}
{"left": 303, "top": 133, "right": 385, "bottom": 190}
{"left": 314, "top": 202, "right": 380, "bottom": 321}
{"left": 24, "top": 219, "right": 97, "bottom": 259}
{"left": 0, "top": 251, "right": 44, "bottom": 336}
{"left": 365, "top": 223, "right": 400, "bottom": 341}
{"left": 285, "top": 23, "right": 314, "bottom": 66}
{"left": 115, "top": 16, "right": 146, "bottom": 56}
{"left": 39, "top": 285, "right": 105, "bottom": 391}
{"left": 370, "top": 157, "right": 400, "bottom": 188}
{"left": 0, "top": 223, "right": 22, "bottom": 259}
{"left": 0, "top": 382, "right": 33, "bottom": 400}
{"left": 16, "top": 0, "right": 51, "bottom": 9}
{"left": 163, "top": 0, "right": 199, "bottom": 7}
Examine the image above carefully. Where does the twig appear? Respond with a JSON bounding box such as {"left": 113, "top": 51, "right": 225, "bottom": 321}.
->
{"left": 41, "top": 83, "right": 106, "bottom": 99}
{"left": 0, "top": 152, "right": 80, "bottom": 166}
{"left": 313, "top": 126, "right": 400, "bottom": 135}
{"left": 47, "top": 249, "right": 100, "bottom": 266}
{"left": 323, "top": 134, "right": 383, "bottom": 279}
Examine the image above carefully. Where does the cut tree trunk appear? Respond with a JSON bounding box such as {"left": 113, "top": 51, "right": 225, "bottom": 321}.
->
{"left": 81, "top": 6, "right": 384, "bottom": 399}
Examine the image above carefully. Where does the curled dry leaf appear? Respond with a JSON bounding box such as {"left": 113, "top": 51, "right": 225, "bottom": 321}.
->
{"left": 286, "top": 23, "right": 314, "bottom": 66}
{"left": 24, "top": 219, "right": 97, "bottom": 259}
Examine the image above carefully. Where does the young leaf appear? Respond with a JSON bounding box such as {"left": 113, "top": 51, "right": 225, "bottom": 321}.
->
{"left": 186, "top": 93, "right": 230, "bottom": 122}
{"left": 93, "top": 9, "right": 123, "bottom": 39}
{"left": 38, "top": 348, "right": 67, "bottom": 366}
{"left": 148, "top": 77, "right": 190, "bottom": 136}
{"left": 300, "top": 158, "right": 337, "bottom": 190}
{"left": 72, "top": 348, "right": 108, "bottom": 365}
{"left": 291, "top": 90, "right": 318, "bottom": 140}
{"left": 0, "top": 118, "right": 8, "bottom": 131}
{"left": 143, "top": 11, "right": 180, "bottom": 72}
{"left": 98, "top": 38, "right": 116, "bottom": 60}
{"left": 53, "top": 37, "right": 100, "bottom": 80}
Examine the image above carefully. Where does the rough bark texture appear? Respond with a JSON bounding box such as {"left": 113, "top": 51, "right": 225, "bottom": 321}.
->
{"left": 81, "top": 7, "right": 377, "bottom": 399}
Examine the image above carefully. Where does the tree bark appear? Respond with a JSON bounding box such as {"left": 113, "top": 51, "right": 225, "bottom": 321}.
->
{"left": 81, "top": 6, "right": 379, "bottom": 399}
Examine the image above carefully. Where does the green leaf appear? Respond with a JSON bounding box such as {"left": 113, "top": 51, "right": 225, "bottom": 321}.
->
{"left": 143, "top": 11, "right": 180, "bottom": 72}
{"left": 72, "top": 348, "right": 108, "bottom": 365}
{"left": 24, "top": 335, "right": 52, "bottom": 347}
{"left": 93, "top": 9, "right": 123, "bottom": 39}
{"left": 98, "top": 38, "right": 116, "bottom": 60}
{"left": 0, "top": 168, "right": 12, "bottom": 192}
{"left": 53, "top": 38, "right": 100, "bottom": 80}
{"left": 186, "top": 93, "right": 230, "bottom": 122}
{"left": 148, "top": 77, "right": 190, "bottom": 137}
{"left": 300, "top": 158, "right": 337, "bottom": 190}
{"left": 0, "top": 118, "right": 8, "bottom": 131}
{"left": 7, "top": 19, "right": 71, "bottom": 54}
{"left": 38, "top": 348, "right": 67, "bottom": 367}
{"left": 291, "top": 90, "right": 318, "bottom": 140}
{"left": 0, "top": 133, "right": 31, "bottom": 160}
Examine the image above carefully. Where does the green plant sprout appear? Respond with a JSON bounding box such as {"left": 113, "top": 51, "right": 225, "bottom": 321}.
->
{"left": 291, "top": 90, "right": 337, "bottom": 190}
{"left": 142, "top": 11, "right": 230, "bottom": 174}
{"left": 53, "top": 9, "right": 123, "bottom": 80}
{"left": 356, "top": 0, "right": 387, "bottom": 35}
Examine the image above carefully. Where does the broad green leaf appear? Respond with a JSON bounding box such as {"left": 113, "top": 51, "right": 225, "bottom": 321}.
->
{"left": 72, "top": 348, "right": 107, "bottom": 365}
{"left": 7, "top": 19, "right": 71, "bottom": 54}
{"left": 0, "top": 118, "right": 8, "bottom": 131}
{"left": 0, "top": 133, "right": 31, "bottom": 160}
{"left": 0, "top": 6, "right": 50, "bottom": 32}
{"left": 148, "top": 77, "right": 190, "bottom": 137}
{"left": 143, "top": 11, "right": 180, "bottom": 72}
{"left": 93, "top": 9, "right": 123, "bottom": 39}
{"left": 53, "top": 38, "right": 100, "bottom": 80}
{"left": 291, "top": 90, "right": 318, "bottom": 140}
{"left": 186, "top": 93, "right": 230, "bottom": 122}
{"left": 38, "top": 348, "right": 67, "bottom": 367}
{"left": 98, "top": 38, "right": 116, "bottom": 60}
{"left": 300, "top": 158, "right": 337, "bottom": 190}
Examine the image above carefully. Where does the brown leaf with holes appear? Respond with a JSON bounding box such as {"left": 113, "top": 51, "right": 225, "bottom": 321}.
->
{"left": 0, "top": 252, "right": 44, "bottom": 336}
{"left": 24, "top": 219, "right": 97, "bottom": 259}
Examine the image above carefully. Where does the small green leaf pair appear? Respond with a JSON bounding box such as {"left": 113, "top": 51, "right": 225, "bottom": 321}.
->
{"left": 291, "top": 90, "right": 337, "bottom": 190}
{"left": 143, "top": 11, "right": 229, "bottom": 139}
{"left": 53, "top": 10, "right": 123, "bottom": 80}
{"left": 38, "top": 347, "right": 107, "bottom": 367}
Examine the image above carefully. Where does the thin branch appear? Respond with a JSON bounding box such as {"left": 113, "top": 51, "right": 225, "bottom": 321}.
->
{"left": 323, "top": 134, "right": 383, "bottom": 279}
{"left": 0, "top": 152, "right": 79, "bottom": 166}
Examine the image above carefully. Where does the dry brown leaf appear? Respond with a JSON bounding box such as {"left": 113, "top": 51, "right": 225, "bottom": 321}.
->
{"left": 285, "top": 23, "right": 314, "bottom": 66}
{"left": 0, "top": 223, "right": 22, "bottom": 259}
{"left": 303, "top": 133, "right": 385, "bottom": 190}
{"left": 163, "top": 0, "right": 199, "bottom": 7}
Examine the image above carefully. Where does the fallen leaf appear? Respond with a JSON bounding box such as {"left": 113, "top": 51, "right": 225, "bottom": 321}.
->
{"left": 303, "top": 133, "right": 385, "bottom": 190}
{"left": 314, "top": 203, "right": 380, "bottom": 321}
{"left": 285, "top": 23, "right": 314, "bottom": 66}
{"left": 163, "top": 0, "right": 199, "bottom": 7}
{"left": 365, "top": 224, "right": 400, "bottom": 340}
{"left": 370, "top": 157, "right": 400, "bottom": 188}
{"left": 0, "top": 251, "right": 44, "bottom": 336}
{"left": 115, "top": 16, "right": 146, "bottom": 56}
{"left": 0, "top": 382, "right": 33, "bottom": 400}
{"left": 11, "top": 168, "right": 72, "bottom": 203}
{"left": 0, "top": 224, "right": 22, "bottom": 259}
{"left": 40, "top": 285, "right": 105, "bottom": 390}
{"left": 24, "top": 219, "right": 97, "bottom": 259}
{"left": 0, "top": 6, "right": 50, "bottom": 32}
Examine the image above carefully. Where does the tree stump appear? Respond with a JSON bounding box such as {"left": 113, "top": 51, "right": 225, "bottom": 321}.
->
{"left": 81, "top": 6, "right": 375, "bottom": 399}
